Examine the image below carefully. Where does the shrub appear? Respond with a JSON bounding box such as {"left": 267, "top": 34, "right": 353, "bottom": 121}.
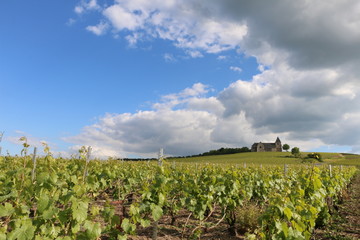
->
{"left": 291, "top": 147, "right": 301, "bottom": 158}
{"left": 235, "top": 202, "right": 263, "bottom": 235}
{"left": 307, "top": 152, "right": 323, "bottom": 162}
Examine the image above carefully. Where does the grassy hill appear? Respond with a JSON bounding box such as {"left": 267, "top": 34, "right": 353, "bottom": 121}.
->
{"left": 170, "top": 152, "right": 360, "bottom": 166}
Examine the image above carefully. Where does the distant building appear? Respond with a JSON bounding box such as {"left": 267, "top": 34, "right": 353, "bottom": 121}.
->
{"left": 251, "top": 137, "right": 282, "bottom": 152}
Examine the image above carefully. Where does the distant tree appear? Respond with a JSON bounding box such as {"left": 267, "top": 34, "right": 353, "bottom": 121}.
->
{"left": 291, "top": 147, "right": 301, "bottom": 158}
{"left": 200, "top": 147, "right": 251, "bottom": 156}
{"left": 282, "top": 144, "right": 290, "bottom": 152}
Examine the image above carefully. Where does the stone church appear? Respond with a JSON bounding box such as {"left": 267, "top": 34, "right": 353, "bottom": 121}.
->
{"left": 251, "top": 137, "right": 282, "bottom": 152}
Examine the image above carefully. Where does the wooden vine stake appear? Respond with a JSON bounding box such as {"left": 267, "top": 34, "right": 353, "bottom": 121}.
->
{"left": 82, "top": 146, "right": 92, "bottom": 182}
{"left": 284, "top": 164, "right": 288, "bottom": 177}
{"left": 158, "top": 148, "right": 163, "bottom": 167}
{"left": 329, "top": 164, "right": 332, "bottom": 177}
{"left": 152, "top": 220, "right": 158, "bottom": 240}
{"left": 31, "top": 147, "right": 37, "bottom": 183}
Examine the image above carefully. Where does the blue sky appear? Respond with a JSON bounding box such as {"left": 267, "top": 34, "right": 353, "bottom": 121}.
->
{"left": 1, "top": 1, "right": 359, "bottom": 158}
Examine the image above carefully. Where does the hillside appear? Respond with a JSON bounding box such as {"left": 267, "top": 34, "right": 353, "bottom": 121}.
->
{"left": 171, "top": 152, "right": 360, "bottom": 166}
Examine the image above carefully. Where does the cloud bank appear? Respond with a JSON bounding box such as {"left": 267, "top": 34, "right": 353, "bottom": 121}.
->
{"left": 69, "top": 0, "right": 360, "bottom": 158}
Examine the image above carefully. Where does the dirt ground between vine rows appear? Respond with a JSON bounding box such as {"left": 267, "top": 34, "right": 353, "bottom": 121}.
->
{"left": 312, "top": 171, "right": 360, "bottom": 240}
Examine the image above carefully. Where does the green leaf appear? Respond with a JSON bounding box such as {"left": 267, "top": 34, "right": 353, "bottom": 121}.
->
{"left": 129, "top": 205, "right": 139, "bottom": 216}
{"left": 56, "top": 237, "right": 71, "bottom": 240}
{"left": 42, "top": 207, "right": 57, "bottom": 220}
{"left": 8, "top": 219, "right": 35, "bottom": 240}
{"left": 117, "top": 234, "right": 128, "bottom": 240}
{"left": 0, "top": 226, "right": 6, "bottom": 240}
{"left": 283, "top": 207, "right": 292, "bottom": 220}
{"left": 158, "top": 193, "right": 165, "bottom": 205}
{"left": 71, "top": 199, "right": 88, "bottom": 223}
{"left": 71, "top": 223, "right": 80, "bottom": 234}
{"left": 37, "top": 194, "right": 50, "bottom": 213}
{"left": 152, "top": 205, "right": 163, "bottom": 221}
{"left": 121, "top": 218, "right": 136, "bottom": 234}
{"left": 281, "top": 222, "right": 288, "bottom": 238}
{"left": 84, "top": 220, "right": 102, "bottom": 239}
{"left": 140, "top": 219, "right": 151, "bottom": 227}
{"left": 90, "top": 205, "right": 101, "bottom": 216}
{"left": 313, "top": 178, "right": 322, "bottom": 190}
{"left": 0, "top": 202, "right": 14, "bottom": 217}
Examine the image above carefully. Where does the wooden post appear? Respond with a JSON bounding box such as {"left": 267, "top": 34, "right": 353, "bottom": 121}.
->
{"left": 152, "top": 221, "right": 158, "bottom": 240}
{"left": 158, "top": 148, "right": 163, "bottom": 167}
{"left": 244, "top": 162, "right": 246, "bottom": 168}
{"left": 31, "top": 147, "right": 37, "bottom": 183}
{"left": 86, "top": 146, "right": 92, "bottom": 177}
{"left": 329, "top": 165, "right": 332, "bottom": 177}
{"left": 83, "top": 146, "right": 92, "bottom": 182}
{"left": 284, "top": 164, "right": 288, "bottom": 177}
{"left": 86, "top": 146, "right": 92, "bottom": 163}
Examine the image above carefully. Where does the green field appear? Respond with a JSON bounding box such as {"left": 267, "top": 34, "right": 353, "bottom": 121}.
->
{"left": 171, "top": 151, "right": 360, "bottom": 166}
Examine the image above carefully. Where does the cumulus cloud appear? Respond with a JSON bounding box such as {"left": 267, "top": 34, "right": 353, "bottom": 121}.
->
{"left": 71, "top": 0, "right": 360, "bottom": 156}
{"left": 65, "top": 75, "right": 360, "bottom": 157}
{"left": 65, "top": 84, "right": 251, "bottom": 157}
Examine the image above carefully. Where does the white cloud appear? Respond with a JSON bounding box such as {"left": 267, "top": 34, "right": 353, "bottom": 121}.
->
{"left": 217, "top": 55, "right": 227, "bottom": 60}
{"left": 86, "top": 22, "right": 108, "bottom": 35}
{"left": 153, "top": 83, "right": 210, "bottom": 110}
{"left": 81, "top": 0, "right": 247, "bottom": 53}
{"left": 65, "top": 110, "right": 220, "bottom": 157}
{"left": 186, "top": 50, "right": 203, "bottom": 58}
{"left": 229, "top": 66, "right": 242, "bottom": 72}
{"left": 74, "top": 6, "right": 84, "bottom": 14}
{"left": 66, "top": 18, "right": 76, "bottom": 26}
{"left": 163, "top": 53, "right": 176, "bottom": 62}
{"left": 75, "top": 0, "right": 100, "bottom": 14}
{"left": 103, "top": 5, "right": 143, "bottom": 31}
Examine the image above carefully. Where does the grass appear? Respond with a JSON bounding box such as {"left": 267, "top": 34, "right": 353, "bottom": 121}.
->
{"left": 170, "top": 152, "right": 360, "bottom": 166}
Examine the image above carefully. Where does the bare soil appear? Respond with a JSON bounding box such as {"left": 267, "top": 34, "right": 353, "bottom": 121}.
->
{"left": 312, "top": 171, "right": 360, "bottom": 240}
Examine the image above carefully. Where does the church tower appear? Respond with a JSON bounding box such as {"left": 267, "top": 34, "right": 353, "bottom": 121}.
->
{"left": 275, "top": 137, "right": 282, "bottom": 152}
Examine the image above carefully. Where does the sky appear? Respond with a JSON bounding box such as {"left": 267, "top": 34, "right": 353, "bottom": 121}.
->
{"left": 1, "top": 0, "right": 360, "bottom": 158}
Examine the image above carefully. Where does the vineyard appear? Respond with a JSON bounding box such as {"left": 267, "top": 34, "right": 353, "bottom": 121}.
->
{"left": 0, "top": 150, "right": 358, "bottom": 240}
